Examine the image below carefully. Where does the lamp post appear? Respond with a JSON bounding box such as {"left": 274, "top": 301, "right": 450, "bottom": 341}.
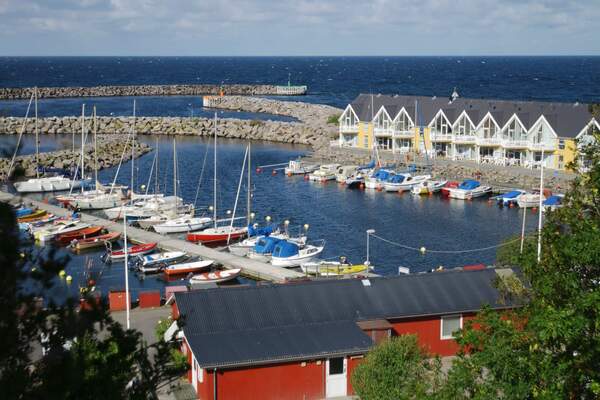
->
{"left": 188, "top": 104, "right": 193, "bottom": 119}
{"left": 366, "top": 229, "right": 375, "bottom": 266}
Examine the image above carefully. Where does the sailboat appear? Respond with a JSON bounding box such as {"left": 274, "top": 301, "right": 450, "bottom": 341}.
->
{"left": 186, "top": 113, "right": 247, "bottom": 245}
{"left": 13, "top": 89, "right": 88, "bottom": 193}
{"left": 153, "top": 138, "right": 211, "bottom": 234}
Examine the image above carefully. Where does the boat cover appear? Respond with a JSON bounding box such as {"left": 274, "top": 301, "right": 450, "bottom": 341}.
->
{"left": 272, "top": 241, "right": 299, "bottom": 258}
{"left": 247, "top": 224, "right": 274, "bottom": 237}
{"left": 500, "top": 190, "right": 523, "bottom": 199}
{"left": 359, "top": 160, "right": 376, "bottom": 170}
{"left": 372, "top": 169, "right": 394, "bottom": 181}
{"left": 386, "top": 174, "right": 406, "bottom": 184}
{"left": 458, "top": 180, "right": 480, "bottom": 190}
{"left": 543, "top": 195, "right": 562, "bottom": 206}
{"left": 253, "top": 236, "right": 283, "bottom": 254}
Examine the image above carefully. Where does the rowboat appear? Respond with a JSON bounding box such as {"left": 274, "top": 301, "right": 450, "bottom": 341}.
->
{"left": 189, "top": 268, "right": 241, "bottom": 285}
{"left": 153, "top": 216, "right": 212, "bottom": 234}
{"left": 17, "top": 210, "right": 47, "bottom": 223}
{"left": 411, "top": 180, "right": 448, "bottom": 195}
{"left": 164, "top": 259, "right": 214, "bottom": 276}
{"left": 70, "top": 231, "right": 121, "bottom": 251}
{"left": 284, "top": 159, "right": 318, "bottom": 175}
{"left": 55, "top": 226, "right": 103, "bottom": 246}
{"left": 447, "top": 180, "right": 492, "bottom": 200}
{"left": 104, "top": 242, "right": 157, "bottom": 262}
{"left": 14, "top": 207, "right": 33, "bottom": 218}
{"left": 186, "top": 226, "right": 247, "bottom": 245}
{"left": 271, "top": 240, "right": 325, "bottom": 268}
{"left": 300, "top": 261, "right": 369, "bottom": 276}
{"left": 32, "top": 221, "right": 90, "bottom": 243}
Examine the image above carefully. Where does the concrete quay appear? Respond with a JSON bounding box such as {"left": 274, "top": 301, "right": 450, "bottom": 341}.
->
{"left": 0, "top": 191, "right": 305, "bottom": 283}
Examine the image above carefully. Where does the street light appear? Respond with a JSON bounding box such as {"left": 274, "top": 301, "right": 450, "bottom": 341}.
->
{"left": 366, "top": 229, "right": 376, "bottom": 266}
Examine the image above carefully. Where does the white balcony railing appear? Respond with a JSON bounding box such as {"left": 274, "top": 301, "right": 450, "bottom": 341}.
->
{"left": 528, "top": 142, "right": 555, "bottom": 151}
{"left": 453, "top": 135, "right": 477, "bottom": 143}
{"left": 393, "top": 130, "right": 414, "bottom": 138}
{"left": 339, "top": 125, "right": 358, "bottom": 133}
{"left": 374, "top": 127, "right": 394, "bottom": 136}
{"left": 431, "top": 133, "right": 453, "bottom": 142}
{"left": 503, "top": 139, "right": 530, "bottom": 148}
{"left": 477, "top": 137, "right": 503, "bottom": 146}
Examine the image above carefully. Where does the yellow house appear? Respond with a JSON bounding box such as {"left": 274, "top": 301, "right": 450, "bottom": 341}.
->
{"left": 336, "top": 93, "right": 599, "bottom": 171}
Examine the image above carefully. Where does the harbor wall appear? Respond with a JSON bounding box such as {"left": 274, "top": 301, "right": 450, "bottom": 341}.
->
{"left": 0, "top": 84, "right": 306, "bottom": 100}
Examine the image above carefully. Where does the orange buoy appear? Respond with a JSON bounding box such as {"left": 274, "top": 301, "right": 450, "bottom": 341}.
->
{"left": 272, "top": 170, "right": 277, "bottom": 176}
{"left": 287, "top": 172, "right": 292, "bottom": 177}
{"left": 256, "top": 168, "right": 262, "bottom": 173}
{"left": 376, "top": 186, "right": 383, "bottom": 192}
{"left": 508, "top": 203, "right": 514, "bottom": 208}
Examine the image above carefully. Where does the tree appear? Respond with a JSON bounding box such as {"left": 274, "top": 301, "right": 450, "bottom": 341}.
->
{"left": 0, "top": 201, "right": 187, "bottom": 399}
{"left": 438, "top": 130, "right": 600, "bottom": 399}
{"left": 351, "top": 335, "right": 442, "bottom": 400}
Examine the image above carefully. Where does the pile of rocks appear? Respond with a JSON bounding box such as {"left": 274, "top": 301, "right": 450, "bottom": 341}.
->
{"left": 0, "top": 85, "right": 298, "bottom": 100}
{"left": 0, "top": 135, "right": 151, "bottom": 178}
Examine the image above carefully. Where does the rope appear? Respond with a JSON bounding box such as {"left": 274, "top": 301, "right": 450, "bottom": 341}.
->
{"left": 370, "top": 233, "right": 522, "bottom": 254}
{"left": 193, "top": 139, "right": 211, "bottom": 210}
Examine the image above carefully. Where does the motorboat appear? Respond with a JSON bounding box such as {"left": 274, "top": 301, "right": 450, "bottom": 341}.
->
{"left": 300, "top": 261, "right": 369, "bottom": 276}
{"left": 384, "top": 174, "right": 430, "bottom": 193}
{"left": 441, "top": 181, "right": 459, "bottom": 196}
{"left": 345, "top": 172, "right": 366, "bottom": 188}
{"left": 69, "top": 192, "right": 125, "bottom": 210}
{"left": 153, "top": 216, "right": 212, "bottom": 234}
{"left": 364, "top": 169, "right": 394, "bottom": 189}
{"left": 270, "top": 240, "right": 325, "bottom": 268}
{"left": 517, "top": 192, "right": 545, "bottom": 208}
{"left": 189, "top": 268, "right": 241, "bottom": 285}
{"left": 335, "top": 165, "right": 358, "bottom": 183}
{"left": 135, "top": 251, "right": 188, "bottom": 273}
{"left": 246, "top": 236, "right": 284, "bottom": 262}
{"left": 164, "top": 259, "right": 214, "bottom": 276}
{"left": 186, "top": 226, "right": 248, "bottom": 245}
{"left": 70, "top": 231, "right": 121, "bottom": 251}
{"left": 32, "top": 221, "right": 90, "bottom": 243}
{"left": 55, "top": 226, "right": 103, "bottom": 246}
{"left": 542, "top": 194, "right": 564, "bottom": 212}
{"left": 494, "top": 190, "right": 526, "bottom": 206}
{"left": 284, "top": 159, "right": 318, "bottom": 175}
{"left": 136, "top": 214, "right": 173, "bottom": 230}
{"left": 411, "top": 180, "right": 448, "bottom": 195}
{"left": 308, "top": 164, "right": 340, "bottom": 182}
{"left": 447, "top": 180, "right": 492, "bottom": 200}
{"left": 104, "top": 242, "right": 157, "bottom": 262}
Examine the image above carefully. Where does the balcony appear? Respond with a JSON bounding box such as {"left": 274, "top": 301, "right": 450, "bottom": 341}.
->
{"left": 453, "top": 135, "right": 477, "bottom": 144}
{"left": 528, "top": 142, "right": 555, "bottom": 152}
{"left": 339, "top": 125, "right": 358, "bottom": 133}
{"left": 431, "top": 133, "right": 453, "bottom": 142}
{"left": 502, "top": 139, "right": 530, "bottom": 149}
{"left": 477, "top": 137, "right": 503, "bottom": 146}
{"left": 393, "top": 129, "right": 414, "bottom": 138}
{"left": 374, "top": 127, "right": 394, "bottom": 137}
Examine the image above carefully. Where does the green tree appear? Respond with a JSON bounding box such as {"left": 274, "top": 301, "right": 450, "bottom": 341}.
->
{"left": 327, "top": 114, "right": 341, "bottom": 124}
{"left": 439, "top": 130, "right": 600, "bottom": 399}
{"left": 0, "top": 201, "right": 187, "bottom": 399}
{"left": 351, "top": 335, "right": 442, "bottom": 400}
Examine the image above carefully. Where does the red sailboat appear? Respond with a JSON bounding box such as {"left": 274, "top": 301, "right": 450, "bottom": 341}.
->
{"left": 105, "top": 242, "right": 158, "bottom": 262}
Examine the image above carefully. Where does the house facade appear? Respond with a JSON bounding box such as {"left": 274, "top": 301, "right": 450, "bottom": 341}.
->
{"left": 336, "top": 94, "right": 599, "bottom": 170}
{"left": 173, "top": 268, "right": 519, "bottom": 400}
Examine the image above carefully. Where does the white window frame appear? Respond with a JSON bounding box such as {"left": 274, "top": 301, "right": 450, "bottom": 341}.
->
{"left": 198, "top": 364, "right": 204, "bottom": 383}
{"left": 440, "top": 314, "right": 463, "bottom": 340}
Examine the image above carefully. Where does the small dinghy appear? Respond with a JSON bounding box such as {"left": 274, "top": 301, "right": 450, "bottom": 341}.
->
{"left": 411, "top": 180, "right": 448, "bottom": 195}
{"left": 271, "top": 240, "right": 325, "bottom": 268}
{"left": 300, "top": 261, "right": 369, "bottom": 276}
{"left": 189, "top": 268, "right": 241, "bottom": 285}
{"left": 70, "top": 231, "right": 121, "bottom": 251}
{"left": 494, "top": 190, "right": 526, "bottom": 206}
{"left": 55, "top": 226, "right": 103, "bottom": 246}
{"left": 136, "top": 251, "right": 187, "bottom": 273}
{"left": 164, "top": 259, "right": 214, "bottom": 276}
{"left": 153, "top": 216, "right": 212, "bottom": 234}
{"left": 104, "top": 242, "right": 157, "bottom": 262}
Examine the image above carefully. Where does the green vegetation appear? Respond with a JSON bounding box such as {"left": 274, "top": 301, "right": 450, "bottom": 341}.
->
{"left": 249, "top": 119, "right": 265, "bottom": 127}
{"left": 353, "top": 130, "right": 600, "bottom": 399}
{"left": 0, "top": 201, "right": 187, "bottom": 399}
{"left": 327, "top": 114, "right": 340, "bottom": 124}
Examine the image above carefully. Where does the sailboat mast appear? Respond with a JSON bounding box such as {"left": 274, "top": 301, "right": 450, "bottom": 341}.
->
{"left": 537, "top": 149, "right": 545, "bottom": 262}
{"left": 173, "top": 138, "right": 177, "bottom": 207}
{"left": 247, "top": 141, "right": 251, "bottom": 225}
{"left": 131, "top": 100, "right": 136, "bottom": 195}
{"left": 93, "top": 106, "right": 98, "bottom": 189}
{"left": 34, "top": 87, "right": 39, "bottom": 179}
{"left": 81, "top": 104, "right": 85, "bottom": 192}
{"left": 155, "top": 136, "right": 159, "bottom": 194}
{"left": 213, "top": 112, "right": 217, "bottom": 228}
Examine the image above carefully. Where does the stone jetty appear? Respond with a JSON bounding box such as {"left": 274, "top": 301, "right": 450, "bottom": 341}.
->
{"left": 0, "top": 84, "right": 306, "bottom": 100}
{"left": 0, "top": 135, "right": 151, "bottom": 178}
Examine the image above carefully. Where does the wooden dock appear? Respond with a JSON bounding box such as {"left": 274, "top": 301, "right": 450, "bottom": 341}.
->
{"left": 1, "top": 191, "right": 305, "bottom": 283}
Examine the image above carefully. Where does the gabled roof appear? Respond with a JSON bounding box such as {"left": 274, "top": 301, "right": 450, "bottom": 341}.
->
{"left": 176, "top": 268, "right": 519, "bottom": 368}
{"left": 349, "top": 94, "right": 594, "bottom": 138}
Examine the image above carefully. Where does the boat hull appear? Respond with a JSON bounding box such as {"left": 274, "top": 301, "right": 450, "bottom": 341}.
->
{"left": 107, "top": 242, "right": 157, "bottom": 261}
{"left": 164, "top": 260, "right": 214, "bottom": 276}
{"left": 189, "top": 268, "right": 241, "bottom": 285}
{"left": 14, "top": 177, "right": 89, "bottom": 193}
{"left": 153, "top": 217, "right": 212, "bottom": 234}
{"left": 72, "top": 232, "right": 121, "bottom": 251}
{"left": 186, "top": 227, "right": 247, "bottom": 244}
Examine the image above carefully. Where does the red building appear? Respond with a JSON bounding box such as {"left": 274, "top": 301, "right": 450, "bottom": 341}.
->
{"left": 172, "top": 267, "right": 518, "bottom": 399}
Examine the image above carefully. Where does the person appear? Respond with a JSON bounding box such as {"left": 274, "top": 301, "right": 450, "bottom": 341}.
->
{"left": 72, "top": 206, "right": 81, "bottom": 220}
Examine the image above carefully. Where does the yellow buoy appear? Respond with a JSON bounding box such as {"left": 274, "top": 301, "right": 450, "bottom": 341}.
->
{"left": 59, "top": 270, "right": 66, "bottom": 278}
{"left": 66, "top": 275, "right": 73, "bottom": 283}
{"left": 420, "top": 246, "right": 426, "bottom": 254}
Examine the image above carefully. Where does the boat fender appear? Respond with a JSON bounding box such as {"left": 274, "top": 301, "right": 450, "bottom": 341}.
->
{"left": 256, "top": 168, "right": 262, "bottom": 173}
{"left": 271, "top": 170, "right": 277, "bottom": 176}
{"left": 304, "top": 175, "right": 309, "bottom": 180}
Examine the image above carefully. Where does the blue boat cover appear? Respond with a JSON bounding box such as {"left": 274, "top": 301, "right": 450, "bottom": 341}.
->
{"left": 247, "top": 224, "right": 275, "bottom": 237}
{"left": 359, "top": 160, "right": 376, "bottom": 170}
{"left": 372, "top": 169, "right": 394, "bottom": 181}
{"left": 253, "top": 236, "right": 283, "bottom": 254}
{"left": 272, "top": 241, "right": 299, "bottom": 258}
{"left": 15, "top": 207, "right": 33, "bottom": 217}
{"left": 386, "top": 174, "right": 406, "bottom": 184}
{"left": 458, "top": 180, "right": 480, "bottom": 190}
{"left": 543, "top": 195, "right": 562, "bottom": 206}
{"left": 408, "top": 164, "right": 417, "bottom": 173}
{"left": 500, "top": 190, "right": 523, "bottom": 199}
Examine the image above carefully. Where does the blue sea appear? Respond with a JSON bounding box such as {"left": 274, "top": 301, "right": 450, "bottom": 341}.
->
{"left": 1, "top": 57, "right": 597, "bottom": 300}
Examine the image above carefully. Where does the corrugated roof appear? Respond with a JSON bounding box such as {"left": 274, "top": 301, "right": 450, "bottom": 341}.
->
{"left": 349, "top": 94, "right": 594, "bottom": 138}
{"left": 186, "top": 321, "right": 372, "bottom": 369}
{"left": 176, "top": 269, "right": 518, "bottom": 367}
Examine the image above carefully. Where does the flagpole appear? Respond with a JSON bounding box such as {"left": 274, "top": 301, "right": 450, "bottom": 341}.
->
{"left": 536, "top": 149, "right": 544, "bottom": 262}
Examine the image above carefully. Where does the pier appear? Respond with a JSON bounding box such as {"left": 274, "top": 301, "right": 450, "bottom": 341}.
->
{"left": 0, "top": 191, "right": 305, "bottom": 283}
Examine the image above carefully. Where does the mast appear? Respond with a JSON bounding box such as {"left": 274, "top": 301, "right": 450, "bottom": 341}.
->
{"left": 173, "top": 137, "right": 177, "bottom": 208}
{"left": 93, "top": 106, "right": 98, "bottom": 189}
{"left": 131, "top": 100, "right": 136, "bottom": 196}
{"left": 34, "top": 87, "right": 39, "bottom": 178}
{"left": 247, "top": 141, "right": 251, "bottom": 225}
{"left": 81, "top": 103, "right": 85, "bottom": 192}
{"left": 155, "top": 136, "right": 159, "bottom": 194}
{"left": 213, "top": 112, "right": 217, "bottom": 228}
{"left": 123, "top": 208, "right": 130, "bottom": 330}
{"left": 537, "top": 149, "right": 545, "bottom": 262}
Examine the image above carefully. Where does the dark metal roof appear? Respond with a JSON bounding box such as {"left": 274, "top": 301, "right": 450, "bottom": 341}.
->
{"left": 176, "top": 268, "right": 518, "bottom": 367}
{"left": 185, "top": 321, "right": 372, "bottom": 369}
{"left": 349, "top": 94, "right": 594, "bottom": 138}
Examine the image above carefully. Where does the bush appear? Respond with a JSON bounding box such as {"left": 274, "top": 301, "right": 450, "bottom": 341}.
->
{"left": 327, "top": 114, "right": 340, "bottom": 124}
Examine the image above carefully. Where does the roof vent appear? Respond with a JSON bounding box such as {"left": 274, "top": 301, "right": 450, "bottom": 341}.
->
{"left": 574, "top": 102, "right": 579, "bottom": 107}
{"left": 361, "top": 279, "right": 371, "bottom": 287}
{"left": 450, "top": 87, "right": 459, "bottom": 103}
{"left": 377, "top": 93, "right": 381, "bottom": 97}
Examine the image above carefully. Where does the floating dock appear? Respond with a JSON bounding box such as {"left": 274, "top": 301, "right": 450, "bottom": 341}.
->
{"left": 0, "top": 191, "right": 305, "bottom": 283}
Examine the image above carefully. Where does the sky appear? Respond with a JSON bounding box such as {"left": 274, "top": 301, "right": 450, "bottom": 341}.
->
{"left": 0, "top": 0, "right": 599, "bottom": 56}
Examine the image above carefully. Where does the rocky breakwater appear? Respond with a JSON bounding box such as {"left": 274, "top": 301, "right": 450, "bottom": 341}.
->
{"left": 0, "top": 85, "right": 299, "bottom": 100}
{"left": 0, "top": 135, "right": 151, "bottom": 178}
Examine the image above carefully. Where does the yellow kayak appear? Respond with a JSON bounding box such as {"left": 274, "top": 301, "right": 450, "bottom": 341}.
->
{"left": 17, "top": 209, "right": 47, "bottom": 223}
{"left": 300, "top": 262, "right": 369, "bottom": 276}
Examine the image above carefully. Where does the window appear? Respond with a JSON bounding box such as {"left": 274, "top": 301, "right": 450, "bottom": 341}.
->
{"left": 441, "top": 315, "right": 462, "bottom": 340}
{"left": 559, "top": 140, "right": 565, "bottom": 150}
{"left": 456, "top": 115, "right": 472, "bottom": 136}
{"left": 395, "top": 111, "right": 412, "bottom": 132}
{"left": 329, "top": 358, "right": 344, "bottom": 375}
{"left": 377, "top": 137, "right": 392, "bottom": 150}
{"left": 343, "top": 109, "right": 357, "bottom": 128}
{"left": 363, "top": 129, "right": 369, "bottom": 148}
{"left": 534, "top": 152, "right": 542, "bottom": 162}
{"left": 482, "top": 117, "right": 497, "bottom": 138}
{"left": 533, "top": 125, "right": 543, "bottom": 144}
{"left": 434, "top": 113, "right": 452, "bottom": 135}
{"left": 374, "top": 111, "right": 391, "bottom": 131}
{"left": 198, "top": 365, "right": 203, "bottom": 383}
